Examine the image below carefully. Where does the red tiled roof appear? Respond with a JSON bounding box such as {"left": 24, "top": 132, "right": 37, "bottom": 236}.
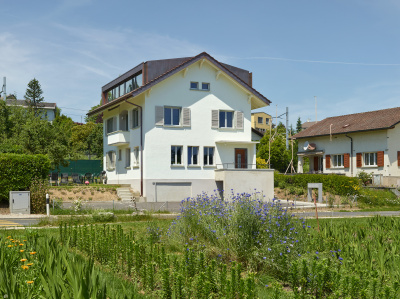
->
{"left": 88, "top": 52, "right": 270, "bottom": 116}
{"left": 292, "top": 107, "right": 400, "bottom": 139}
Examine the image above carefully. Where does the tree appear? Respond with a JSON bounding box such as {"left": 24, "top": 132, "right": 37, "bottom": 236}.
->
{"left": 296, "top": 117, "right": 302, "bottom": 133}
{"left": 257, "top": 123, "right": 298, "bottom": 173}
{"left": 85, "top": 101, "right": 103, "bottom": 123}
{"left": 70, "top": 122, "right": 103, "bottom": 159}
{"left": 24, "top": 78, "right": 44, "bottom": 115}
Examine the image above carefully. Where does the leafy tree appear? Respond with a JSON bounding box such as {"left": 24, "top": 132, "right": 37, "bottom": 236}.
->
{"left": 85, "top": 101, "right": 103, "bottom": 123}
{"left": 24, "top": 78, "right": 44, "bottom": 115}
{"left": 296, "top": 117, "right": 302, "bottom": 133}
{"left": 257, "top": 122, "right": 298, "bottom": 173}
{"left": 70, "top": 122, "right": 103, "bottom": 159}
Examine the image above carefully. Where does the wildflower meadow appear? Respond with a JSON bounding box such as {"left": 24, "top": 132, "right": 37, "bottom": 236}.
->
{"left": 1, "top": 191, "right": 400, "bottom": 298}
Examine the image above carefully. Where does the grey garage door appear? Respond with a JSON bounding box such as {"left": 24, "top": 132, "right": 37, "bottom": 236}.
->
{"left": 155, "top": 182, "right": 192, "bottom": 202}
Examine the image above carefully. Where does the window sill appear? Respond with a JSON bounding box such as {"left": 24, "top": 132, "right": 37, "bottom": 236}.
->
{"left": 187, "top": 165, "right": 201, "bottom": 168}
{"left": 107, "top": 168, "right": 115, "bottom": 171}
{"left": 190, "top": 88, "right": 210, "bottom": 92}
{"left": 362, "top": 165, "right": 378, "bottom": 168}
{"left": 132, "top": 164, "right": 139, "bottom": 168}
{"left": 125, "top": 166, "right": 131, "bottom": 169}
{"left": 332, "top": 166, "right": 345, "bottom": 169}
{"left": 171, "top": 164, "right": 185, "bottom": 168}
{"left": 203, "top": 165, "right": 216, "bottom": 168}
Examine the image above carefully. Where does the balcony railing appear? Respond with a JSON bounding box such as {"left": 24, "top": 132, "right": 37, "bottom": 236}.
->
{"left": 216, "top": 163, "right": 268, "bottom": 170}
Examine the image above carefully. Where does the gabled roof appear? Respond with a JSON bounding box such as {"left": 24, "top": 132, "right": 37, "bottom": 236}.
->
{"left": 301, "top": 121, "right": 317, "bottom": 130}
{"left": 292, "top": 106, "right": 400, "bottom": 139}
{"left": 6, "top": 99, "right": 57, "bottom": 109}
{"left": 88, "top": 52, "right": 270, "bottom": 116}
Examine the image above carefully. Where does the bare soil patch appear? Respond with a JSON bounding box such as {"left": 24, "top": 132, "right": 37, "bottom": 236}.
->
{"left": 49, "top": 186, "right": 119, "bottom": 202}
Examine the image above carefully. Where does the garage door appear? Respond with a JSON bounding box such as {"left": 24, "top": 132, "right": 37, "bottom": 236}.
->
{"left": 155, "top": 182, "right": 192, "bottom": 202}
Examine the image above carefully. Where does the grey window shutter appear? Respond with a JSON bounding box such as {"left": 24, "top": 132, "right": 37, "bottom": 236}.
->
{"left": 155, "top": 106, "right": 164, "bottom": 125}
{"left": 106, "top": 152, "right": 110, "bottom": 169}
{"left": 236, "top": 111, "right": 244, "bottom": 129}
{"left": 112, "top": 152, "right": 116, "bottom": 168}
{"left": 182, "top": 107, "right": 191, "bottom": 127}
{"left": 211, "top": 110, "right": 219, "bottom": 128}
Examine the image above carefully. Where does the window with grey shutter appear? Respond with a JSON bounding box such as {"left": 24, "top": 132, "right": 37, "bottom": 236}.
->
{"left": 155, "top": 106, "right": 164, "bottom": 125}
{"left": 182, "top": 108, "right": 191, "bottom": 127}
{"left": 236, "top": 111, "right": 244, "bottom": 129}
{"left": 211, "top": 110, "right": 219, "bottom": 128}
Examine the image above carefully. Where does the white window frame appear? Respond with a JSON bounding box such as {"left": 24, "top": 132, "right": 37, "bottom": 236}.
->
{"left": 187, "top": 146, "right": 200, "bottom": 166}
{"left": 364, "top": 152, "right": 377, "bottom": 167}
{"left": 201, "top": 82, "right": 210, "bottom": 91}
{"left": 171, "top": 145, "right": 183, "bottom": 166}
{"left": 164, "top": 106, "right": 181, "bottom": 126}
{"left": 106, "top": 117, "right": 115, "bottom": 134}
{"left": 133, "top": 146, "right": 140, "bottom": 167}
{"left": 190, "top": 82, "right": 199, "bottom": 90}
{"left": 332, "top": 154, "right": 344, "bottom": 168}
{"left": 219, "top": 110, "right": 234, "bottom": 128}
{"left": 203, "top": 146, "right": 215, "bottom": 166}
{"left": 131, "top": 108, "right": 139, "bottom": 129}
{"left": 125, "top": 148, "right": 131, "bottom": 168}
{"left": 117, "top": 149, "right": 122, "bottom": 161}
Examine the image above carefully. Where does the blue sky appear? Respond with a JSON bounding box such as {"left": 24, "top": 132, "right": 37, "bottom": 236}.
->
{"left": 1, "top": 0, "right": 399, "bottom": 125}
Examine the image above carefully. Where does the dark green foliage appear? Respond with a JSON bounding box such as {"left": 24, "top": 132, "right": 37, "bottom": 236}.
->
{"left": 275, "top": 173, "right": 360, "bottom": 196}
{"left": 0, "top": 153, "right": 50, "bottom": 201}
{"left": 24, "top": 78, "right": 44, "bottom": 114}
{"left": 296, "top": 117, "right": 302, "bottom": 133}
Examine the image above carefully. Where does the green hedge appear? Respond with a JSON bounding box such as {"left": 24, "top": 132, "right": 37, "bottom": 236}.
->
{"left": 0, "top": 153, "right": 51, "bottom": 202}
{"left": 275, "top": 173, "right": 360, "bottom": 196}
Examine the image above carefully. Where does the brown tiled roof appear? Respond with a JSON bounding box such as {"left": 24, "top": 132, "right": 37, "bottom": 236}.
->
{"left": 88, "top": 52, "right": 270, "bottom": 116}
{"left": 301, "top": 121, "right": 317, "bottom": 130}
{"left": 292, "top": 107, "right": 400, "bottom": 139}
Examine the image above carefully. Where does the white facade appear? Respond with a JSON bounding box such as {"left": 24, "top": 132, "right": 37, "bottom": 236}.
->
{"left": 101, "top": 58, "right": 274, "bottom": 201}
{"left": 297, "top": 124, "right": 400, "bottom": 186}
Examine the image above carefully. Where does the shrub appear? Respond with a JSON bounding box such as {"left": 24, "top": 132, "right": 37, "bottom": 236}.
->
{"left": 30, "top": 178, "right": 48, "bottom": 214}
{"left": 0, "top": 153, "right": 50, "bottom": 202}
{"left": 275, "top": 173, "right": 360, "bottom": 196}
{"left": 256, "top": 157, "right": 268, "bottom": 169}
{"left": 357, "top": 170, "right": 372, "bottom": 186}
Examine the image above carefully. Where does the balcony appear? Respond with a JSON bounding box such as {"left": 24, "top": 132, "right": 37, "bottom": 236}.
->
{"left": 107, "top": 130, "right": 130, "bottom": 146}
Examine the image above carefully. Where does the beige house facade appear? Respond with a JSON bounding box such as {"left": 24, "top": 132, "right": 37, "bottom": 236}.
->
{"left": 292, "top": 107, "right": 400, "bottom": 187}
{"left": 251, "top": 111, "right": 272, "bottom": 133}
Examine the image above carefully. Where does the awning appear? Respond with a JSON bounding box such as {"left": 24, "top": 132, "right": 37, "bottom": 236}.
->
{"left": 297, "top": 150, "right": 324, "bottom": 156}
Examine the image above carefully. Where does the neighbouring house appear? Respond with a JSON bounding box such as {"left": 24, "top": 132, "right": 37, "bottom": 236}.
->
{"left": 292, "top": 107, "right": 400, "bottom": 187}
{"left": 251, "top": 111, "right": 272, "bottom": 133}
{"left": 301, "top": 120, "right": 317, "bottom": 131}
{"left": 87, "top": 52, "right": 274, "bottom": 202}
{"left": 6, "top": 99, "right": 58, "bottom": 122}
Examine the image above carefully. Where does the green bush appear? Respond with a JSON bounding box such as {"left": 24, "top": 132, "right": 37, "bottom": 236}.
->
{"left": 0, "top": 153, "right": 51, "bottom": 202}
{"left": 275, "top": 173, "right": 360, "bottom": 196}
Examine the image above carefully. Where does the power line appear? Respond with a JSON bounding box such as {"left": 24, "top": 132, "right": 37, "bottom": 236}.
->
{"left": 59, "top": 106, "right": 89, "bottom": 111}
{"left": 231, "top": 56, "right": 400, "bottom": 66}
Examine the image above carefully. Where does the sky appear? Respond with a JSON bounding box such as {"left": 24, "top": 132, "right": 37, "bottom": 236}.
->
{"left": 1, "top": 0, "right": 399, "bottom": 126}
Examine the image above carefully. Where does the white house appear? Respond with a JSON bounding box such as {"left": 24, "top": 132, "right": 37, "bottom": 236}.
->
{"left": 6, "top": 99, "right": 58, "bottom": 122}
{"left": 88, "top": 52, "right": 274, "bottom": 202}
{"left": 292, "top": 107, "right": 400, "bottom": 187}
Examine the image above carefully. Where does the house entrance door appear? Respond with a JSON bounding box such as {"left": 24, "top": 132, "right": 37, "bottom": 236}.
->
{"left": 235, "top": 148, "right": 247, "bottom": 169}
{"left": 313, "top": 156, "right": 323, "bottom": 172}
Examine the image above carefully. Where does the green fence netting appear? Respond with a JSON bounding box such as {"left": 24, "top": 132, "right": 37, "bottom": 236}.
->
{"left": 51, "top": 160, "right": 102, "bottom": 176}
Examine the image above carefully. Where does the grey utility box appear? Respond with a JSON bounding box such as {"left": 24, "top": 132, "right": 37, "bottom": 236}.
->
{"left": 9, "top": 191, "right": 31, "bottom": 214}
